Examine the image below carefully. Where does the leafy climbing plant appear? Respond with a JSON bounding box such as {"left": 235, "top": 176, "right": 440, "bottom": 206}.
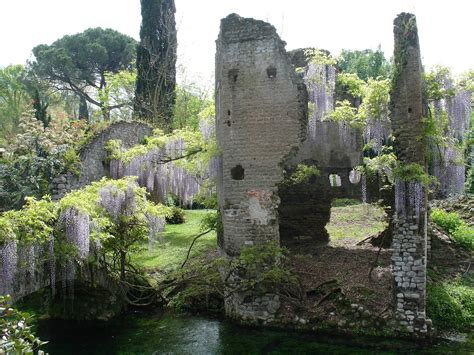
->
{"left": 0, "top": 295, "right": 46, "bottom": 353}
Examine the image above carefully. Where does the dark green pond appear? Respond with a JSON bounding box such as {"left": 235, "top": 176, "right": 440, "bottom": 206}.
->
{"left": 37, "top": 311, "right": 473, "bottom": 354}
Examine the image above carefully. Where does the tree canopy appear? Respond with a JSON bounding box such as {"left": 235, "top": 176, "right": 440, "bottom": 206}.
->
{"left": 0, "top": 65, "right": 31, "bottom": 142}
{"left": 31, "top": 28, "right": 137, "bottom": 120}
{"left": 337, "top": 48, "right": 391, "bottom": 81}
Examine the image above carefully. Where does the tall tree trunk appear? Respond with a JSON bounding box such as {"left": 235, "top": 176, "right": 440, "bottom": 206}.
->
{"left": 134, "top": 0, "right": 177, "bottom": 130}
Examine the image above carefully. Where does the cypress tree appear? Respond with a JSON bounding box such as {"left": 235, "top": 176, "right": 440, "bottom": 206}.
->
{"left": 78, "top": 96, "right": 89, "bottom": 121}
{"left": 134, "top": 0, "right": 177, "bottom": 130}
{"left": 32, "top": 88, "right": 50, "bottom": 127}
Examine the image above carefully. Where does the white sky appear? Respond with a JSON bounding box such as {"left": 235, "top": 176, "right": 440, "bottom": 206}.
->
{"left": 1, "top": 0, "right": 472, "bottom": 86}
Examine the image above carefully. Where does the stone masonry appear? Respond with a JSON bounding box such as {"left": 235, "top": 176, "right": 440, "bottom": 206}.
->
{"left": 50, "top": 121, "right": 152, "bottom": 200}
{"left": 215, "top": 14, "right": 307, "bottom": 321}
{"left": 390, "top": 13, "right": 430, "bottom": 335}
{"left": 216, "top": 12, "right": 430, "bottom": 334}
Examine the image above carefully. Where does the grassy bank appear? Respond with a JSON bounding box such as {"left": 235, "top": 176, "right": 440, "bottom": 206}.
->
{"left": 133, "top": 209, "right": 217, "bottom": 272}
{"left": 326, "top": 202, "right": 387, "bottom": 242}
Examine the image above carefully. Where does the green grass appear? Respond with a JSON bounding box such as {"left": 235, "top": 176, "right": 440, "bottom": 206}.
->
{"left": 133, "top": 210, "right": 216, "bottom": 271}
{"left": 326, "top": 203, "right": 387, "bottom": 241}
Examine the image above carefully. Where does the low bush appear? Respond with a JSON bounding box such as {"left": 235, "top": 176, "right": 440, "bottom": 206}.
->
{"left": 431, "top": 208, "right": 464, "bottom": 235}
{"left": 166, "top": 206, "right": 186, "bottom": 224}
{"left": 427, "top": 279, "right": 474, "bottom": 331}
{"left": 331, "top": 198, "right": 361, "bottom": 207}
{"left": 452, "top": 226, "right": 474, "bottom": 250}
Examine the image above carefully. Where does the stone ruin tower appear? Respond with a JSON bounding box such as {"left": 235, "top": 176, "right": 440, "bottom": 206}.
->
{"left": 215, "top": 12, "right": 431, "bottom": 334}
{"left": 215, "top": 14, "right": 307, "bottom": 321}
{"left": 390, "top": 13, "right": 430, "bottom": 334}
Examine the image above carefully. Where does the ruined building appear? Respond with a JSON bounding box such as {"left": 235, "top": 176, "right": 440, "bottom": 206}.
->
{"left": 215, "top": 13, "right": 432, "bottom": 335}
{"left": 390, "top": 12, "right": 429, "bottom": 334}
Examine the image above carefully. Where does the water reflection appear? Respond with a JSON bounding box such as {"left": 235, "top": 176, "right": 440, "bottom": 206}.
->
{"left": 37, "top": 311, "right": 473, "bottom": 354}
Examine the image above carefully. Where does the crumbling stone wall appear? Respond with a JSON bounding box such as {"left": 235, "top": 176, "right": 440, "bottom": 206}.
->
{"left": 50, "top": 121, "right": 152, "bottom": 200}
{"left": 279, "top": 51, "right": 364, "bottom": 243}
{"left": 216, "top": 12, "right": 430, "bottom": 335}
{"left": 215, "top": 14, "right": 307, "bottom": 321}
{"left": 390, "top": 13, "right": 430, "bottom": 335}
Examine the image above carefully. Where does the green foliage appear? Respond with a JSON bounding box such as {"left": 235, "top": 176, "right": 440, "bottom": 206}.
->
{"left": 0, "top": 295, "right": 46, "bottom": 353}
{"left": 0, "top": 65, "right": 31, "bottom": 143}
{"left": 237, "top": 241, "right": 296, "bottom": 290}
{"left": 106, "top": 126, "right": 218, "bottom": 180}
{"left": 172, "top": 79, "right": 214, "bottom": 130}
{"left": 0, "top": 154, "right": 57, "bottom": 210}
{"left": 427, "top": 279, "right": 474, "bottom": 331}
{"left": 63, "top": 147, "right": 81, "bottom": 176}
{"left": 199, "top": 210, "right": 220, "bottom": 233}
{"left": 359, "top": 147, "right": 397, "bottom": 181}
{"left": 31, "top": 27, "right": 137, "bottom": 120}
{"left": 305, "top": 49, "right": 337, "bottom": 66}
{"left": 393, "top": 162, "right": 432, "bottom": 185}
{"left": 60, "top": 177, "right": 168, "bottom": 220}
{"left": 452, "top": 226, "right": 474, "bottom": 250}
{"left": 337, "top": 48, "right": 391, "bottom": 81}
{"left": 97, "top": 70, "right": 136, "bottom": 121}
{"left": 358, "top": 78, "right": 390, "bottom": 120}
{"left": 0, "top": 196, "right": 57, "bottom": 245}
{"left": 331, "top": 75, "right": 390, "bottom": 127}
{"left": 327, "top": 100, "right": 361, "bottom": 126}
{"left": 0, "top": 111, "right": 87, "bottom": 210}
{"left": 336, "top": 73, "right": 365, "bottom": 98}
{"left": 431, "top": 208, "right": 474, "bottom": 250}
{"left": 193, "top": 191, "right": 218, "bottom": 210}
{"left": 32, "top": 88, "right": 51, "bottom": 128}
{"left": 283, "top": 164, "right": 320, "bottom": 185}
{"left": 166, "top": 206, "right": 186, "bottom": 224}
{"left": 423, "top": 111, "right": 449, "bottom": 154}
{"left": 59, "top": 177, "right": 170, "bottom": 280}
{"left": 423, "top": 66, "right": 455, "bottom": 101}
{"left": 431, "top": 208, "right": 464, "bottom": 235}
{"left": 457, "top": 69, "right": 474, "bottom": 93}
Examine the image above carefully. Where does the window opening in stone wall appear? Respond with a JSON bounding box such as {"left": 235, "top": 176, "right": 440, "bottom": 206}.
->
{"left": 267, "top": 66, "right": 277, "bottom": 79}
{"left": 228, "top": 69, "right": 239, "bottom": 83}
{"left": 329, "top": 174, "right": 342, "bottom": 187}
{"left": 349, "top": 169, "right": 361, "bottom": 184}
{"left": 230, "top": 164, "right": 245, "bottom": 180}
